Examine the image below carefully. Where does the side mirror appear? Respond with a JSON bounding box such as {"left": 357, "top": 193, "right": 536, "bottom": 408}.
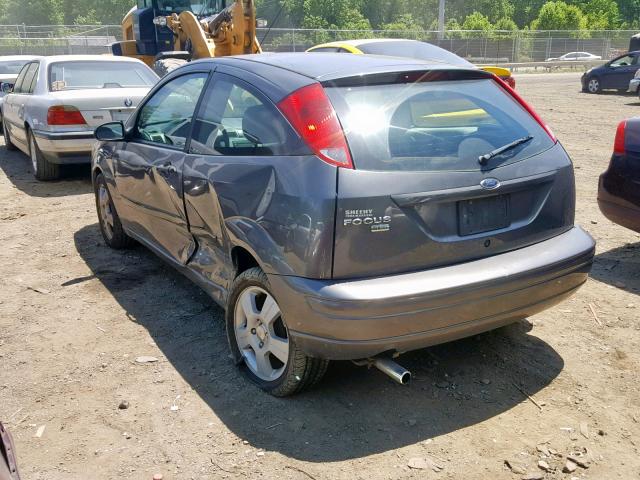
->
{"left": 95, "top": 121, "right": 125, "bottom": 141}
{"left": 1, "top": 83, "right": 13, "bottom": 94}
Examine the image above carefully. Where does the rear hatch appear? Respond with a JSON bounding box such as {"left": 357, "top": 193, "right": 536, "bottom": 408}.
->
{"left": 324, "top": 70, "right": 575, "bottom": 279}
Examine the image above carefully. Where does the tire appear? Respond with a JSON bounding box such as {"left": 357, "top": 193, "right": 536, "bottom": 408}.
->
{"left": 226, "top": 267, "right": 329, "bottom": 397}
{"left": 153, "top": 58, "right": 188, "bottom": 77}
{"left": 587, "top": 77, "right": 601, "bottom": 94}
{"left": 2, "top": 117, "right": 17, "bottom": 150}
{"left": 28, "top": 129, "right": 59, "bottom": 181}
{"left": 94, "top": 173, "right": 135, "bottom": 249}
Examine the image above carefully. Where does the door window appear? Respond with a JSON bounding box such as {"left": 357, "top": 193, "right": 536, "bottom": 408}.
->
{"left": 134, "top": 72, "right": 208, "bottom": 149}
{"left": 190, "top": 74, "right": 306, "bottom": 156}
{"left": 611, "top": 55, "right": 633, "bottom": 67}
{"left": 25, "top": 64, "right": 39, "bottom": 93}
{"left": 19, "top": 63, "right": 38, "bottom": 94}
{"left": 310, "top": 47, "right": 340, "bottom": 52}
{"left": 13, "top": 63, "right": 36, "bottom": 94}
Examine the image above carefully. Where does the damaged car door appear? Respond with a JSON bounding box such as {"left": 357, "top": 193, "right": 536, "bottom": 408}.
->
{"left": 113, "top": 72, "right": 209, "bottom": 264}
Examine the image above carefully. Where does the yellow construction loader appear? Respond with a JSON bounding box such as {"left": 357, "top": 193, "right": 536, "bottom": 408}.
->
{"left": 111, "top": 0, "right": 261, "bottom": 75}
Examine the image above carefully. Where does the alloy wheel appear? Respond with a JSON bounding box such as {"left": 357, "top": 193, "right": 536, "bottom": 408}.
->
{"left": 588, "top": 78, "right": 600, "bottom": 93}
{"left": 234, "top": 286, "right": 289, "bottom": 381}
{"left": 98, "top": 183, "right": 115, "bottom": 240}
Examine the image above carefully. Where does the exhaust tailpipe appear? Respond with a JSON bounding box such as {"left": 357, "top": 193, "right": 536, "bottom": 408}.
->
{"left": 373, "top": 358, "right": 411, "bottom": 385}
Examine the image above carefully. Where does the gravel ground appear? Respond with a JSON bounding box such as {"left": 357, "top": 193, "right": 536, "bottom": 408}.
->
{"left": 1, "top": 72, "right": 639, "bottom": 480}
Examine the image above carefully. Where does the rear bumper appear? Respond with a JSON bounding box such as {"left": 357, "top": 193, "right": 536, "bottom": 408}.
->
{"left": 269, "top": 227, "right": 595, "bottom": 360}
{"left": 598, "top": 173, "right": 640, "bottom": 232}
{"left": 32, "top": 130, "right": 96, "bottom": 164}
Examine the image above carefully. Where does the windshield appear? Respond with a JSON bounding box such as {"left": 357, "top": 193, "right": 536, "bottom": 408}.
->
{"left": 326, "top": 77, "right": 555, "bottom": 172}
{"left": 157, "top": 0, "right": 224, "bottom": 16}
{"left": 0, "top": 60, "right": 30, "bottom": 75}
{"left": 357, "top": 41, "right": 474, "bottom": 67}
{"left": 49, "top": 62, "right": 158, "bottom": 91}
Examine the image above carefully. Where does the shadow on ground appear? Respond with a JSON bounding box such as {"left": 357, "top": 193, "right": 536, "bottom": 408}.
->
{"left": 73, "top": 223, "right": 564, "bottom": 462}
{"left": 591, "top": 242, "right": 640, "bottom": 294}
{"left": 0, "top": 140, "right": 92, "bottom": 197}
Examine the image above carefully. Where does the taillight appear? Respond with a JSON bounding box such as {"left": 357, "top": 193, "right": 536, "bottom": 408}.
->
{"left": 505, "top": 76, "right": 516, "bottom": 89}
{"left": 277, "top": 83, "right": 353, "bottom": 169}
{"left": 613, "top": 120, "right": 626, "bottom": 155}
{"left": 492, "top": 75, "right": 556, "bottom": 143}
{"left": 47, "top": 105, "right": 86, "bottom": 126}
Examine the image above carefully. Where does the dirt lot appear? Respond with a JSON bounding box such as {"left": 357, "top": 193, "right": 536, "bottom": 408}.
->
{"left": 1, "top": 72, "right": 639, "bottom": 480}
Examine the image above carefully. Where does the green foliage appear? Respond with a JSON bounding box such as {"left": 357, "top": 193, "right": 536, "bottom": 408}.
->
{"left": 7, "top": 0, "right": 65, "bottom": 25}
{"left": 494, "top": 17, "right": 518, "bottom": 30}
{"left": 530, "top": 1, "right": 587, "bottom": 30}
{"left": 583, "top": 0, "right": 620, "bottom": 28}
{"left": 74, "top": 8, "right": 101, "bottom": 25}
{"left": 1, "top": 0, "right": 638, "bottom": 33}
{"left": 298, "top": 0, "right": 371, "bottom": 30}
{"left": 381, "top": 13, "right": 423, "bottom": 31}
{"left": 462, "top": 12, "right": 494, "bottom": 31}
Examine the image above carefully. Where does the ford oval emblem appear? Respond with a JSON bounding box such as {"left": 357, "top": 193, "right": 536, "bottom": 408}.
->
{"left": 480, "top": 178, "right": 501, "bottom": 190}
{"left": 124, "top": 98, "right": 133, "bottom": 107}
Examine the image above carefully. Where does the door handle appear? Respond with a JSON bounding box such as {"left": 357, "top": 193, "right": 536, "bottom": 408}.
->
{"left": 156, "top": 163, "right": 177, "bottom": 175}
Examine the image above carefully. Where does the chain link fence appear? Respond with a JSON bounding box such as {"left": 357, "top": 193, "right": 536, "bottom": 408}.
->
{"left": 257, "top": 28, "right": 639, "bottom": 62}
{"left": 0, "top": 25, "right": 636, "bottom": 62}
{"left": 0, "top": 25, "right": 120, "bottom": 56}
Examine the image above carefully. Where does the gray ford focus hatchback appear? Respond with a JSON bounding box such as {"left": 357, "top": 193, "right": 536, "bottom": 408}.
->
{"left": 92, "top": 53, "right": 595, "bottom": 396}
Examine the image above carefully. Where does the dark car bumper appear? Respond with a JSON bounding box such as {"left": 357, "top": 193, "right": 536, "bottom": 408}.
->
{"left": 598, "top": 171, "right": 640, "bottom": 232}
{"left": 268, "top": 227, "right": 595, "bottom": 360}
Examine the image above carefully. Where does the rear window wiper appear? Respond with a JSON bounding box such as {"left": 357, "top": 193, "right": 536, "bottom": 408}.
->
{"left": 478, "top": 135, "right": 533, "bottom": 166}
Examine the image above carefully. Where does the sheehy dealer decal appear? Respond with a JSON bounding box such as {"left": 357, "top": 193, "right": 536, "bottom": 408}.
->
{"left": 343, "top": 209, "right": 391, "bottom": 233}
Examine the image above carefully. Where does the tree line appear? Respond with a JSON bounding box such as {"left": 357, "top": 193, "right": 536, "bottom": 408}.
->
{"left": 0, "top": 0, "right": 637, "bottom": 31}
{"left": 264, "top": 0, "right": 640, "bottom": 32}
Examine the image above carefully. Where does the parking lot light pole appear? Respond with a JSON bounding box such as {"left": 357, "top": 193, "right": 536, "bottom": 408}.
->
{"left": 438, "top": 0, "right": 445, "bottom": 40}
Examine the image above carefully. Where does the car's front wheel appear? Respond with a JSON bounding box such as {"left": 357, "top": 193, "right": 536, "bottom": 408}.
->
{"left": 587, "top": 77, "right": 601, "bottom": 94}
{"left": 28, "top": 130, "right": 59, "bottom": 180}
{"left": 94, "top": 173, "right": 135, "bottom": 249}
{"left": 226, "top": 267, "right": 328, "bottom": 396}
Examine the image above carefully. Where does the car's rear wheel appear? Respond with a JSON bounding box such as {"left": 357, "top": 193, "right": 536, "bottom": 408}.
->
{"left": 226, "top": 267, "right": 329, "bottom": 396}
{"left": 94, "top": 173, "right": 135, "bottom": 249}
{"left": 2, "top": 118, "right": 17, "bottom": 150}
{"left": 28, "top": 130, "right": 60, "bottom": 180}
{"left": 587, "top": 77, "right": 601, "bottom": 94}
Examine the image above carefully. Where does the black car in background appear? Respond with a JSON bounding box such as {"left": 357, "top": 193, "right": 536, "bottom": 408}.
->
{"left": 598, "top": 117, "right": 640, "bottom": 231}
{"left": 582, "top": 51, "right": 640, "bottom": 93}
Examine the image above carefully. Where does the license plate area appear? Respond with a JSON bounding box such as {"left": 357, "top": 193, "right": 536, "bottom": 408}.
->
{"left": 458, "top": 194, "right": 511, "bottom": 236}
{"left": 110, "top": 109, "right": 134, "bottom": 122}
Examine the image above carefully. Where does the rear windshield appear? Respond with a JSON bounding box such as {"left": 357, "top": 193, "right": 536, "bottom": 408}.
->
{"left": 358, "top": 41, "right": 473, "bottom": 67}
{"left": 325, "top": 78, "right": 555, "bottom": 172}
{"left": 49, "top": 61, "right": 157, "bottom": 91}
{"left": 0, "top": 60, "right": 29, "bottom": 75}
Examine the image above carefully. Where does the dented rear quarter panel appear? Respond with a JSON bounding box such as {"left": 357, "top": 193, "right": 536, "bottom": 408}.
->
{"left": 182, "top": 153, "right": 338, "bottom": 289}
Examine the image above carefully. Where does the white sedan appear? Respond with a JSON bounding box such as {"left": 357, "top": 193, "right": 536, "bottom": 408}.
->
{"left": 1, "top": 55, "right": 158, "bottom": 180}
{"left": 545, "top": 52, "right": 602, "bottom": 62}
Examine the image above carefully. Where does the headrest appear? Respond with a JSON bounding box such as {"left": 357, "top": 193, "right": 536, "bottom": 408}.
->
{"left": 242, "top": 104, "right": 286, "bottom": 146}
